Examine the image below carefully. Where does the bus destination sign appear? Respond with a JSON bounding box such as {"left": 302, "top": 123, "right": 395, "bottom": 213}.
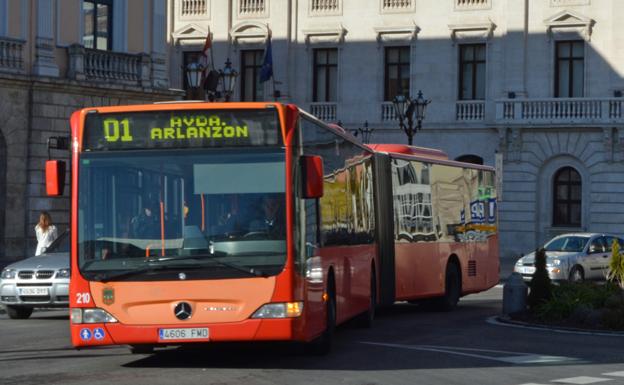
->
{"left": 82, "top": 109, "right": 281, "bottom": 151}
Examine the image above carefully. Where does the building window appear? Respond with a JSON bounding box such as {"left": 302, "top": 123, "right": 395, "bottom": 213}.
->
{"left": 459, "top": 44, "right": 486, "bottom": 100}
{"left": 241, "top": 50, "right": 264, "bottom": 101}
{"left": 182, "top": 51, "right": 203, "bottom": 91}
{"left": 555, "top": 40, "right": 584, "bottom": 97}
{"left": 83, "top": 0, "right": 113, "bottom": 50}
{"left": 384, "top": 46, "right": 410, "bottom": 101}
{"left": 553, "top": 167, "right": 581, "bottom": 227}
{"left": 313, "top": 48, "right": 338, "bottom": 102}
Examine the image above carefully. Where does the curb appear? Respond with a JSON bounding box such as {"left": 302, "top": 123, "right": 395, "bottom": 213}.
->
{"left": 489, "top": 315, "right": 624, "bottom": 337}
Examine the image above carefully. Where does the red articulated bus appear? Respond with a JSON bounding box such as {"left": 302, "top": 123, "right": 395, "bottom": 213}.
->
{"left": 45, "top": 102, "right": 499, "bottom": 354}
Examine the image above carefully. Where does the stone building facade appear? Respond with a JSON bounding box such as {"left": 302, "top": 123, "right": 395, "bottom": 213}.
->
{"left": 169, "top": 0, "right": 624, "bottom": 262}
{"left": 0, "top": 0, "right": 181, "bottom": 264}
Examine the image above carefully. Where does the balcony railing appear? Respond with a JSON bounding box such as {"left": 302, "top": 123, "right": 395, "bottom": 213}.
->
{"left": 382, "top": 0, "right": 413, "bottom": 11}
{"left": 310, "top": 102, "right": 337, "bottom": 122}
{"left": 68, "top": 44, "right": 151, "bottom": 87}
{"left": 310, "top": 0, "right": 340, "bottom": 15}
{"left": 455, "top": 0, "right": 491, "bottom": 9}
{"left": 181, "top": 0, "right": 208, "bottom": 17}
{"left": 496, "top": 98, "right": 624, "bottom": 124}
{"left": 0, "top": 37, "right": 25, "bottom": 73}
{"left": 381, "top": 102, "right": 397, "bottom": 122}
{"left": 456, "top": 101, "right": 485, "bottom": 121}
{"left": 239, "top": 0, "right": 266, "bottom": 16}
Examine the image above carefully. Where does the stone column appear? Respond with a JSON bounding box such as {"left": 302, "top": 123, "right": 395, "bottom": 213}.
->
{"left": 33, "top": 0, "right": 59, "bottom": 77}
{"left": 151, "top": 0, "right": 168, "bottom": 88}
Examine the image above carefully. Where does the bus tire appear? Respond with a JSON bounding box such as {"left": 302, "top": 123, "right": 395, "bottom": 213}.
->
{"left": 433, "top": 262, "right": 461, "bottom": 312}
{"left": 356, "top": 268, "right": 376, "bottom": 328}
{"left": 308, "top": 277, "right": 336, "bottom": 355}
{"left": 6, "top": 305, "right": 33, "bottom": 319}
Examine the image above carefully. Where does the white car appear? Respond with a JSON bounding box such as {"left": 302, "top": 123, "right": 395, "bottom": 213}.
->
{"left": 0, "top": 231, "right": 69, "bottom": 319}
{"left": 513, "top": 233, "right": 624, "bottom": 283}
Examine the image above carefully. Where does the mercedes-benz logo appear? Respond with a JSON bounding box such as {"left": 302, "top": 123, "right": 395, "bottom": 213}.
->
{"left": 174, "top": 302, "right": 192, "bottom": 320}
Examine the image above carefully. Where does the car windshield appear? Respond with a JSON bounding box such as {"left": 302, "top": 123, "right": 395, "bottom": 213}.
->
{"left": 77, "top": 148, "right": 287, "bottom": 281}
{"left": 44, "top": 230, "right": 70, "bottom": 254}
{"left": 544, "top": 236, "right": 589, "bottom": 252}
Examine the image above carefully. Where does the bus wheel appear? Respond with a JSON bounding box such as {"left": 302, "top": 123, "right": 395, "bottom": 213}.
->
{"left": 434, "top": 262, "right": 461, "bottom": 312}
{"left": 130, "top": 345, "right": 154, "bottom": 355}
{"left": 6, "top": 305, "right": 33, "bottom": 319}
{"left": 356, "top": 269, "right": 376, "bottom": 328}
{"left": 308, "top": 281, "right": 336, "bottom": 355}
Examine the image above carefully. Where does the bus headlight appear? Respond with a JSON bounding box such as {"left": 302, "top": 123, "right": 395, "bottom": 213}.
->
{"left": 251, "top": 302, "right": 303, "bottom": 319}
{"left": 71, "top": 308, "right": 118, "bottom": 324}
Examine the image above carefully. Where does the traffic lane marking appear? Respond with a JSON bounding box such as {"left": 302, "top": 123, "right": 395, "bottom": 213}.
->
{"left": 551, "top": 376, "right": 612, "bottom": 384}
{"left": 359, "top": 342, "right": 585, "bottom": 365}
{"left": 603, "top": 372, "right": 624, "bottom": 377}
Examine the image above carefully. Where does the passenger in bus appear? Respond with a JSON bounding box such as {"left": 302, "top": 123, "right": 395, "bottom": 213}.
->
{"left": 130, "top": 201, "right": 160, "bottom": 239}
{"left": 248, "top": 195, "right": 285, "bottom": 238}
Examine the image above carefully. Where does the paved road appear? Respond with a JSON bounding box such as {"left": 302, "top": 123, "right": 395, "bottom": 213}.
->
{"left": 2, "top": 286, "right": 624, "bottom": 385}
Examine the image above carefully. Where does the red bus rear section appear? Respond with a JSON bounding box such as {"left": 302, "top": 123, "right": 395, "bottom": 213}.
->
{"left": 45, "top": 102, "right": 498, "bottom": 353}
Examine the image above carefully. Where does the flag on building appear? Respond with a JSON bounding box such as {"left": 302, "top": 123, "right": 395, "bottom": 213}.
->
{"left": 259, "top": 36, "right": 273, "bottom": 83}
{"left": 200, "top": 30, "right": 212, "bottom": 74}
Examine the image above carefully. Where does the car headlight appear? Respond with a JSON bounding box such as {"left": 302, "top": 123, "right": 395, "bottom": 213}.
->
{"left": 547, "top": 258, "right": 561, "bottom": 267}
{"left": 1, "top": 269, "right": 16, "bottom": 279}
{"left": 56, "top": 269, "right": 70, "bottom": 278}
{"left": 251, "top": 302, "right": 303, "bottom": 319}
{"left": 71, "top": 308, "right": 118, "bottom": 324}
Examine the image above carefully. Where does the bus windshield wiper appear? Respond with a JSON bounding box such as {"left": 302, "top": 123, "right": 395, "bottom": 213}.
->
{"left": 91, "top": 263, "right": 204, "bottom": 283}
{"left": 169, "top": 253, "right": 270, "bottom": 278}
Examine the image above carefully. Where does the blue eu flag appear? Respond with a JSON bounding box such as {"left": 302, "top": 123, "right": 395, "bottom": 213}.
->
{"left": 259, "top": 37, "right": 273, "bottom": 83}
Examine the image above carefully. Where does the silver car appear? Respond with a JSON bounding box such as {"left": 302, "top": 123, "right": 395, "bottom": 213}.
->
{"left": 513, "top": 233, "right": 624, "bottom": 283}
{"left": 0, "top": 231, "right": 69, "bottom": 319}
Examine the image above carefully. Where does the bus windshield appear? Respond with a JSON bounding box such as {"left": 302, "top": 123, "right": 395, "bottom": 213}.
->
{"left": 77, "top": 148, "right": 287, "bottom": 281}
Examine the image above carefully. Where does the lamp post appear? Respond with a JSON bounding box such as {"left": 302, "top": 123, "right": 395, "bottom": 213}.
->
{"left": 392, "top": 90, "right": 430, "bottom": 145}
{"left": 185, "top": 61, "right": 204, "bottom": 100}
{"left": 219, "top": 58, "right": 238, "bottom": 102}
{"left": 356, "top": 120, "right": 374, "bottom": 144}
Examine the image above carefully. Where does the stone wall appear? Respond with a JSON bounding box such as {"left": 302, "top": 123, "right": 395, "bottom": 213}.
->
{"left": 0, "top": 76, "right": 182, "bottom": 265}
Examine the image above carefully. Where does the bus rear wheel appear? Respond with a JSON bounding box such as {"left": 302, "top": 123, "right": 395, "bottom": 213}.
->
{"left": 433, "top": 262, "right": 461, "bottom": 312}
{"left": 356, "top": 269, "right": 376, "bottom": 328}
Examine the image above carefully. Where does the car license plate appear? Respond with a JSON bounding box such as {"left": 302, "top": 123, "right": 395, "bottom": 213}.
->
{"left": 523, "top": 267, "right": 535, "bottom": 274}
{"left": 158, "top": 328, "right": 209, "bottom": 341}
{"left": 19, "top": 287, "right": 49, "bottom": 296}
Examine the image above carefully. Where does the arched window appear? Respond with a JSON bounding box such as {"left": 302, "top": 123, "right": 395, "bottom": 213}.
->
{"left": 553, "top": 167, "right": 581, "bottom": 227}
{"left": 455, "top": 154, "right": 483, "bottom": 165}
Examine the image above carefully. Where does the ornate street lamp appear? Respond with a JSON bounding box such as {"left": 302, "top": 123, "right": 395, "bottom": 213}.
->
{"left": 185, "top": 61, "right": 205, "bottom": 100}
{"left": 355, "top": 120, "right": 374, "bottom": 144}
{"left": 219, "top": 58, "right": 239, "bottom": 102}
{"left": 392, "top": 90, "right": 430, "bottom": 145}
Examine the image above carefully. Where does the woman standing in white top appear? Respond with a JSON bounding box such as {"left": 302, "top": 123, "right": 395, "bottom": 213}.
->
{"left": 35, "top": 211, "right": 58, "bottom": 256}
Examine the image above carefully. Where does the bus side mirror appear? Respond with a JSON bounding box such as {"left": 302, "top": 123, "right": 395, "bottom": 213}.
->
{"left": 45, "top": 160, "right": 66, "bottom": 196}
{"left": 302, "top": 155, "right": 323, "bottom": 199}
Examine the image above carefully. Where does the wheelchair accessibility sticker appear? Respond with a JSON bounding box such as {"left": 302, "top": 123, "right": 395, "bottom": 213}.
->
{"left": 93, "top": 328, "right": 105, "bottom": 340}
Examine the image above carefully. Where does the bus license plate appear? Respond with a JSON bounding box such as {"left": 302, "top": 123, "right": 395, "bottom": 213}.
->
{"left": 159, "top": 328, "right": 209, "bottom": 341}
{"left": 19, "top": 287, "right": 49, "bottom": 296}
